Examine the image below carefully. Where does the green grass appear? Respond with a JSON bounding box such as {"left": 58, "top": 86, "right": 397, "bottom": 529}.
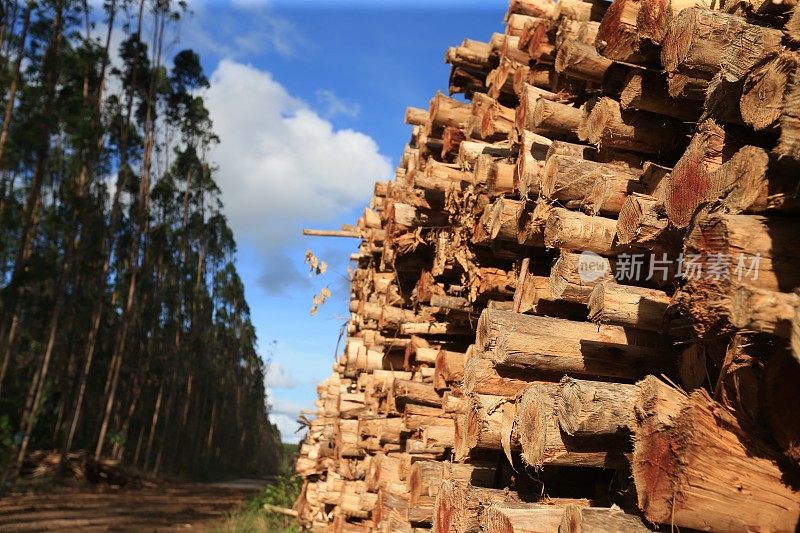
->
{"left": 216, "top": 443, "right": 303, "bottom": 532}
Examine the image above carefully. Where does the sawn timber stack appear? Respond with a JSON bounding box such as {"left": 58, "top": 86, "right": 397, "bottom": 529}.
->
{"left": 293, "top": 1, "right": 800, "bottom": 531}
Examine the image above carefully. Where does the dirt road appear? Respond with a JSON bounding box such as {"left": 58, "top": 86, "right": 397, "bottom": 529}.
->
{"left": 0, "top": 480, "right": 265, "bottom": 531}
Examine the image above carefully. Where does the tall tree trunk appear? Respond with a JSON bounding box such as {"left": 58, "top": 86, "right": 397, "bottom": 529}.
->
{"left": 0, "top": 0, "right": 34, "bottom": 164}
{"left": 94, "top": 1, "right": 164, "bottom": 460}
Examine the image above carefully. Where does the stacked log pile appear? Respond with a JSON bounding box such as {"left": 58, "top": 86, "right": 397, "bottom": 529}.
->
{"left": 294, "top": 0, "right": 800, "bottom": 531}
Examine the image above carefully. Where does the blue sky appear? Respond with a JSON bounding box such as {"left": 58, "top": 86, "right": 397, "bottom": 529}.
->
{"left": 170, "top": 0, "right": 507, "bottom": 442}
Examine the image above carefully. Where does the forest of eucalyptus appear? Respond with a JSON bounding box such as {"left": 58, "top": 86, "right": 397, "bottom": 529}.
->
{"left": 0, "top": 0, "right": 282, "bottom": 482}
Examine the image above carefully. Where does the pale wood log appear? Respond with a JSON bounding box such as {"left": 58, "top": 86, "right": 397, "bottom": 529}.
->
{"left": 740, "top": 50, "right": 798, "bottom": 131}
{"left": 544, "top": 208, "right": 618, "bottom": 255}
{"left": 463, "top": 356, "right": 536, "bottom": 397}
{"left": 595, "top": 0, "right": 659, "bottom": 65}
{"left": 429, "top": 294, "right": 470, "bottom": 311}
{"left": 476, "top": 308, "right": 656, "bottom": 354}
{"left": 508, "top": 0, "right": 558, "bottom": 20}
{"left": 459, "top": 393, "right": 516, "bottom": 458}
{"left": 393, "top": 379, "right": 443, "bottom": 408}
{"left": 442, "top": 391, "right": 467, "bottom": 415}
{"left": 541, "top": 152, "right": 643, "bottom": 216}
{"left": 513, "top": 271, "right": 587, "bottom": 319}
{"left": 516, "top": 199, "right": 551, "bottom": 246}
{"left": 476, "top": 156, "right": 516, "bottom": 196}
{"left": 405, "top": 107, "right": 428, "bottom": 126}
{"left": 434, "top": 349, "right": 465, "bottom": 390}
{"left": 615, "top": 193, "right": 668, "bottom": 248}
{"left": 489, "top": 198, "right": 525, "bottom": 243}
{"left": 457, "top": 140, "right": 516, "bottom": 169}
{"left": 637, "top": 0, "right": 712, "bottom": 46}
{"left": 304, "top": 228, "right": 361, "bottom": 238}
{"left": 619, "top": 68, "right": 702, "bottom": 121}
{"left": 422, "top": 419, "right": 456, "bottom": 449}
{"left": 664, "top": 119, "right": 731, "bottom": 228}
{"left": 507, "top": 13, "right": 541, "bottom": 37}
{"left": 400, "top": 322, "right": 473, "bottom": 336}
{"left": 337, "top": 419, "right": 364, "bottom": 458}
{"left": 578, "top": 97, "right": 680, "bottom": 154}
{"left": 557, "top": 377, "right": 636, "bottom": 437}
{"left": 549, "top": 251, "right": 615, "bottom": 304}
{"left": 429, "top": 91, "right": 471, "bottom": 129}
{"left": 514, "top": 130, "right": 552, "bottom": 198}
{"left": 730, "top": 286, "right": 799, "bottom": 338}
{"left": 530, "top": 98, "right": 583, "bottom": 137}
{"left": 633, "top": 383, "right": 800, "bottom": 532}
{"left": 559, "top": 505, "right": 651, "bottom": 533}
{"left": 662, "top": 8, "right": 783, "bottom": 100}
{"left": 445, "top": 39, "right": 493, "bottom": 72}
{"left": 778, "top": 59, "right": 800, "bottom": 160}
{"left": 484, "top": 502, "right": 568, "bottom": 533}
{"left": 494, "top": 328, "right": 676, "bottom": 381}
{"left": 680, "top": 213, "right": 800, "bottom": 336}
{"left": 434, "top": 481, "right": 528, "bottom": 533}
{"left": 520, "top": 17, "right": 556, "bottom": 61}
{"left": 587, "top": 282, "right": 671, "bottom": 332}
{"left": 516, "top": 383, "right": 629, "bottom": 469}
{"left": 555, "top": 39, "right": 612, "bottom": 84}
{"left": 365, "top": 452, "right": 403, "bottom": 492}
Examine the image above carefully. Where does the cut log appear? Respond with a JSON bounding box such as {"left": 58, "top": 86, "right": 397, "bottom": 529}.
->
{"left": 476, "top": 308, "right": 659, "bottom": 354}
{"left": 463, "top": 356, "right": 536, "bottom": 397}
{"left": 740, "top": 50, "right": 798, "bottom": 131}
{"left": 578, "top": 97, "right": 681, "bottom": 154}
{"left": 393, "top": 379, "right": 443, "bottom": 408}
{"left": 633, "top": 383, "right": 800, "bottom": 532}
{"left": 516, "top": 383, "right": 630, "bottom": 469}
{"left": 549, "top": 251, "right": 616, "bottom": 304}
{"left": 484, "top": 502, "right": 566, "bottom": 533}
{"left": 615, "top": 193, "right": 669, "bottom": 248}
{"left": 544, "top": 208, "right": 618, "bottom": 255}
{"left": 513, "top": 130, "right": 551, "bottom": 198}
{"left": 778, "top": 61, "right": 800, "bottom": 160}
{"left": 664, "top": 120, "right": 731, "bottom": 228}
{"left": 541, "top": 152, "right": 643, "bottom": 216}
{"left": 531, "top": 98, "right": 582, "bottom": 138}
{"left": 494, "top": 328, "right": 677, "bottom": 381}
{"left": 595, "top": 0, "right": 659, "bottom": 65}
{"left": 434, "top": 481, "right": 528, "bottom": 533}
{"left": 587, "top": 282, "right": 671, "bottom": 332}
{"left": 434, "top": 349, "right": 465, "bottom": 390}
{"left": 490, "top": 198, "right": 526, "bottom": 243}
{"left": 406, "top": 107, "right": 429, "bottom": 126}
{"left": 557, "top": 377, "right": 636, "bottom": 437}
{"left": 619, "top": 68, "right": 702, "bottom": 121}
{"left": 730, "top": 286, "right": 798, "bottom": 338}
{"left": 555, "top": 39, "right": 612, "bottom": 84}
{"left": 559, "top": 505, "right": 652, "bottom": 533}
{"left": 458, "top": 393, "right": 516, "bottom": 458}
{"left": 430, "top": 91, "right": 472, "bottom": 128}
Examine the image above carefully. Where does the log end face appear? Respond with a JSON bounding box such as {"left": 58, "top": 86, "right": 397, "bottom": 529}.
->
{"left": 517, "top": 385, "right": 548, "bottom": 469}
{"left": 666, "top": 153, "right": 711, "bottom": 229}
{"left": 557, "top": 377, "right": 582, "bottom": 436}
{"left": 632, "top": 419, "right": 679, "bottom": 524}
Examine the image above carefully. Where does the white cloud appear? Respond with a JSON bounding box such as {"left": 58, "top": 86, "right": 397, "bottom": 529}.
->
{"left": 265, "top": 361, "right": 298, "bottom": 389}
{"left": 269, "top": 413, "right": 304, "bottom": 444}
{"left": 205, "top": 59, "right": 391, "bottom": 264}
{"left": 267, "top": 396, "right": 313, "bottom": 443}
{"left": 316, "top": 89, "right": 361, "bottom": 119}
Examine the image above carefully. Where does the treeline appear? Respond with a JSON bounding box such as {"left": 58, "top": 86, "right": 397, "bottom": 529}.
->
{"left": 0, "top": 0, "right": 282, "bottom": 480}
